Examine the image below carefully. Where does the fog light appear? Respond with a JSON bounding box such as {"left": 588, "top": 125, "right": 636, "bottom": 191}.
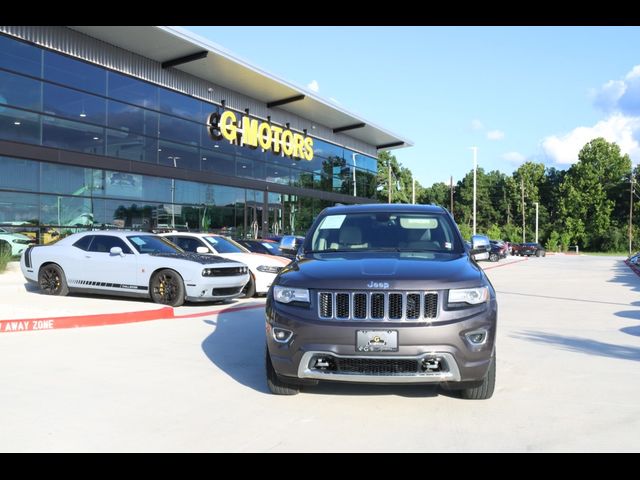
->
{"left": 272, "top": 327, "right": 293, "bottom": 343}
{"left": 465, "top": 329, "right": 488, "bottom": 345}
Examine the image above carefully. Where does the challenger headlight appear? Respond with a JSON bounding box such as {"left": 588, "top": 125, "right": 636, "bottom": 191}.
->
{"left": 257, "top": 265, "right": 282, "bottom": 274}
{"left": 273, "top": 286, "right": 309, "bottom": 304}
{"left": 448, "top": 286, "right": 489, "bottom": 306}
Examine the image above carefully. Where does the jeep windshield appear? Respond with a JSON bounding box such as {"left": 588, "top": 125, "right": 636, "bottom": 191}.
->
{"left": 307, "top": 212, "right": 465, "bottom": 254}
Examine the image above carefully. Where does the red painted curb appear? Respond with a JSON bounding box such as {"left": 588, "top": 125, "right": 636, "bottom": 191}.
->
{"left": 0, "top": 302, "right": 265, "bottom": 334}
{"left": 483, "top": 258, "right": 529, "bottom": 270}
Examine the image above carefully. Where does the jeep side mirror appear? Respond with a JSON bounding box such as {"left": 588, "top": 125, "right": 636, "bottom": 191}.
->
{"left": 470, "top": 235, "right": 490, "bottom": 253}
{"left": 280, "top": 235, "right": 301, "bottom": 254}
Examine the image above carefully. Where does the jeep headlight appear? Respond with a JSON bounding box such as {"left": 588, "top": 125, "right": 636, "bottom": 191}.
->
{"left": 273, "top": 286, "right": 309, "bottom": 304}
{"left": 257, "top": 265, "right": 282, "bottom": 274}
{"left": 448, "top": 286, "right": 489, "bottom": 306}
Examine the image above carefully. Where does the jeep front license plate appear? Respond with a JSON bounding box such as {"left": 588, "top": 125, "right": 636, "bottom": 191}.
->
{"left": 356, "top": 330, "right": 398, "bottom": 352}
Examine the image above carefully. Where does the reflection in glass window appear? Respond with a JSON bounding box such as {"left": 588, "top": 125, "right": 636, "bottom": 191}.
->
{"left": 108, "top": 71, "right": 158, "bottom": 110}
{"left": 158, "top": 88, "right": 201, "bottom": 122}
{"left": 42, "top": 115, "right": 105, "bottom": 155}
{"left": 0, "top": 156, "right": 39, "bottom": 192}
{"left": 141, "top": 176, "right": 172, "bottom": 203}
{"left": 174, "top": 180, "right": 203, "bottom": 205}
{"left": 0, "top": 107, "right": 41, "bottom": 145}
{"left": 43, "top": 83, "right": 106, "bottom": 125}
{"left": 0, "top": 191, "right": 39, "bottom": 225}
{"left": 0, "top": 34, "right": 41, "bottom": 77}
{"left": 200, "top": 148, "right": 235, "bottom": 176}
{"left": 159, "top": 113, "right": 199, "bottom": 145}
{"left": 158, "top": 140, "right": 199, "bottom": 171}
{"left": 40, "top": 194, "right": 93, "bottom": 227}
{"left": 107, "top": 100, "right": 158, "bottom": 137}
{"left": 106, "top": 129, "right": 157, "bottom": 164}
{"left": 0, "top": 69, "right": 42, "bottom": 111}
{"left": 44, "top": 51, "right": 106, "bottom": 95}
{"left": 40, "top": 163, "right": 92, "bottom": 196}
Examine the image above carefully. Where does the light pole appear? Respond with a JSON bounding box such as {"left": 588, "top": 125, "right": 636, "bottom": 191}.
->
{"left": 168, "top": 156, "right": 180, "bottom": 229}
{"left": 534, "top": 202, "right": 539, "bottom": 244}
{"left": 387, "top": 157, "right": 392, "bottom": 203}
{"left": 352, "top": 153, "right": 357, "bottom": 197}
{"left": 471, "top": 146, "right": 478, "bottom": 235}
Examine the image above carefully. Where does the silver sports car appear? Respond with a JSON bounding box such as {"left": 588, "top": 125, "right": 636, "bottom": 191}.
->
{"left": 20, "top": 231, "right": 250, "bottom": 307}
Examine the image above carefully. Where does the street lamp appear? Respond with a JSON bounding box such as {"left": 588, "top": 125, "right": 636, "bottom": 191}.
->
{"left": 168, "top": 156, "right": 180, "bottom": 229}
{"left": 471, "top": 146, "right": 478, "bottom": 235}
{"left": 352, "top": 153, "right": 357, "bottom": 197}
{"left": 534, "top": 202, "right": 539, "bottom": 244}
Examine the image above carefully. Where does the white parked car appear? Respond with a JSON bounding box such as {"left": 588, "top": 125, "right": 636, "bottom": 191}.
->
{"left": 0, "top": 227, "right": 34, "bottom": 256}
{"left": 161, "top": 233, "right": 290, "bottom": 297}
{"left": 20, "top": 231, "right": 250, "bottom": 307}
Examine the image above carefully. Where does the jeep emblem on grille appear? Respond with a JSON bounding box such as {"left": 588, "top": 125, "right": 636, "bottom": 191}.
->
{"left": 367, "top": 281, "right": 390, "bottom": 289}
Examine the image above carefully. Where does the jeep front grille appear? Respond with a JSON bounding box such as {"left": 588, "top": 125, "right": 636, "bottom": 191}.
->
{"left": 317, "top": 291, "right": 438, "bottom": 321}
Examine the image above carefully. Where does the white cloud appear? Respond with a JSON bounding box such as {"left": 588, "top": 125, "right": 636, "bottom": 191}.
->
{"left": 592, "top": 80, "right": 626, "bottom": 112}
{"left": 502, "top": 151, "right": 526, "bottom": 164}
{"left": 307, "top": 80, "right": 319, "bottom": 92}
{"left": 471, "top": 119, "right": 484, "bottom": 130}
{"left": 542, "top": 113, "right": 640, "bottom": 164}
{"left": 593, "top": 65, "right": 640, "bottom": 115}
{"left": 487, "top": 129, "right": 505, "bottom": 141}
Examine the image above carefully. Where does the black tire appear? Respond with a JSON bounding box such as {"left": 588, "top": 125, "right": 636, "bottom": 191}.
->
{"left": 460, "top": 353, "right": 495, "bottom": 400}
{"left": 243, "top": 272, "right": 256, "bottom": 298}
{"left": 38, "top": 263, "right": 69, "bottom": 296}
{"left": 150, "top": 269, "right": 185, "bottom": 307}
{"left": 489, "top": 252, "right": 499, "bottom": 262}
{"left": 266, "top": 348, "right": 299, "bottom": 395}
{"left": 535, "top": 250, "right": 542, "bottom": 257}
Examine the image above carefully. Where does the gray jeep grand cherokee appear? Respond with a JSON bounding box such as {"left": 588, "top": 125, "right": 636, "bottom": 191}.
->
{"left": 265, "top": 204, "right": 497, "bottom": 399}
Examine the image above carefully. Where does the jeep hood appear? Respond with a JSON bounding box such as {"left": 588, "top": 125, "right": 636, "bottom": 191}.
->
{"left": 277, "top": 252, "right": 485, "bottom": 290}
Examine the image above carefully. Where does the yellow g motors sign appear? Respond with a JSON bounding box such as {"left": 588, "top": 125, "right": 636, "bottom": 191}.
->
{"left": 208, "top": 110, "right": 314, "bottom": 161}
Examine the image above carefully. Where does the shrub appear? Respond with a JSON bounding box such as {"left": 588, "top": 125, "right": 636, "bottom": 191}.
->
{"left": 0, "top": 241, "right": 11, "bottom": 273}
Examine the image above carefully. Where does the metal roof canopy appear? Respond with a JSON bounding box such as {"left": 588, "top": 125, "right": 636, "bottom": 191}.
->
{"left": 68, "top": 26, "right": 413, "bottom": 151}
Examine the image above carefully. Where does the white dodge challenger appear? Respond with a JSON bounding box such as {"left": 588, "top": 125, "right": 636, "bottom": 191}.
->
{"left": 20, "top": 231, "right": 250, "bottom": 307}
{"left": 160, "top": 233, "right": 290, "bottom": 297}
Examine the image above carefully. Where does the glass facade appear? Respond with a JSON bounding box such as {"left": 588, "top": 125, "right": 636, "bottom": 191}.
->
{"left": 0, "top": 33, "right": 379, "bottom": 242}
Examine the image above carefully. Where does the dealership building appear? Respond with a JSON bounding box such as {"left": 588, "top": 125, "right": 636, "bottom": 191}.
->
{"left": 0, "top": 26, "right": 411, "bottom": 240}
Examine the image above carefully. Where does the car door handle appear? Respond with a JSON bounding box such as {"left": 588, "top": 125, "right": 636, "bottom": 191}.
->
{"left": 85, "top": 255, "right": 92, "bottom": 259}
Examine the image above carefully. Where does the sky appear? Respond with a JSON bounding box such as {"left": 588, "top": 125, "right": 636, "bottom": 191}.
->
{"left": 184, "top": 26, "right": 640, "bottom": 187}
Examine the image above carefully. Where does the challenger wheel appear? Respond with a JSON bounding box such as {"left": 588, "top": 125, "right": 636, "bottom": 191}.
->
{"left": 38, "top": 264, "right": 69, "bottom": 296}
{"left": 150, "top": 269, "right": 185, "bottom": 307}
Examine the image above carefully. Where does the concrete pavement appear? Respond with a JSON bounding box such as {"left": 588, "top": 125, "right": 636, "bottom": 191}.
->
{"left": 0, "top": 255, "right": 639, "bottom": 451}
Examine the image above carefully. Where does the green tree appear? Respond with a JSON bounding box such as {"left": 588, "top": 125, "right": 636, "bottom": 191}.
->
{"left": 559, "top": 138, "right": 631, "bottom": 249}
{"left": 545, "top": 231, "right": 560, "bottom": 252}
{"left": 485, "top": 223, "right": 502, "bottom": 240}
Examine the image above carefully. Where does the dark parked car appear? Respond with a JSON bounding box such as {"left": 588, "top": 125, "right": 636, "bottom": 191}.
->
{"left": 488, "top": 240, "right": 508, "bottom": 262}
{"left": 266, "top": 204, "right": 497, "bottom": 399}
{"left": 235, "top": 239, "right": 295, "bottom": 260}
{"left": 512, "top": 242, "right": 546, "bottom": 257}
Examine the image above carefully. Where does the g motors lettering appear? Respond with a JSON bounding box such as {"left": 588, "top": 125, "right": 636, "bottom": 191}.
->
{"left": 208, "top": 110, "right": 314, "bottom": 160}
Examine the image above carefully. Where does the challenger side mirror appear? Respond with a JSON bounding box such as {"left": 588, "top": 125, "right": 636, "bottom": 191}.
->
{"left": 196, "top": 246, "right": 209, "bottom": 254}
{"left": 110, "top": 246, "right": 124, "bottom": 256}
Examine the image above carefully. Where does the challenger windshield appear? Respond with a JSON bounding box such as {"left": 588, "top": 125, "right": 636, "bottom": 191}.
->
{"left": 308, "top": 212, "right": 464, "bottom": 254}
